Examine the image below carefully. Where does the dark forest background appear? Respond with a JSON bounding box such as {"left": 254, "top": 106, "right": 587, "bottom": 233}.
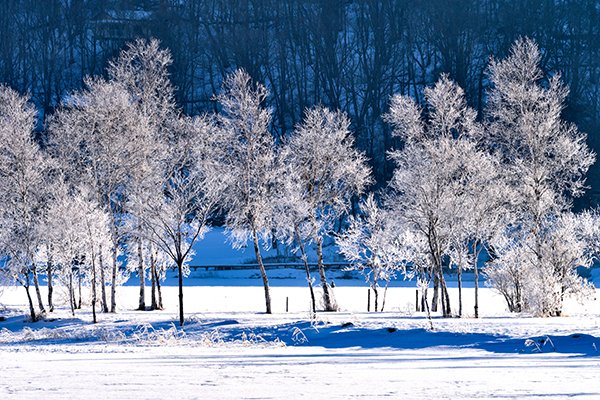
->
{"left": 1, "top": 0, "right": 599, "bottom": 206}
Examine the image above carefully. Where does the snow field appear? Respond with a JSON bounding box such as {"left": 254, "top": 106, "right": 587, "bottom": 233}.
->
{"left": 1, "top": 280, "right": 600, "bottom": 399}
{"left": 2, "top": 345, "right": 600, "bottom": 400}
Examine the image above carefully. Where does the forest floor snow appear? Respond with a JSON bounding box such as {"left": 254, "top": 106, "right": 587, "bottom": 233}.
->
{"left": 1, "top": 272, "right": 600, "bottom": 399}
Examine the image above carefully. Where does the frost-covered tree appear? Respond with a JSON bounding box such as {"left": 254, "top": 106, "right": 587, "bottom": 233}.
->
{"left": 109, "top": 39, "right": 175, "bottom": 311}
{"left": 33, "top": 177, "right": 64, "bottom": 314}
{"left": 42, "top": 183, "right": 112, "bottom": 322}
{"left": 394, "top": 226, "right": 435, "bottom": 326}
{"left": 132, "top": 114, "right": 226, "bottom": 326}
{"left": 146, "top": 242, "right": 171, "bottom": 311}
{"left": 216, "top": 69, "right": 278, "bottom": 314}
{"left": 107, "top": 38, "right": 176, "bottom": 126}
{"left": 386, "top": 75, "right": 488, "bottom": 317}
{"left": 487, "top": 38, "right": 594, "bottom": 221}
{"left": 48, "top": 77, "right": 151, "bottom": 313}
{"left": 272, "top": 156, "right": 317, "bottom": 314}
{"left": 447, "top": 147, "right": 507, "bottom": 318}
{"left": 388, "top": 139, "right": 459, "bottom": 316}
{"left": 577, "top": 209, "right": 600, "bottom": 257}
{"left": 336, "top": 194, "right": 401, "bottom": 312}
{"left": 283, "top": 106, "right": 371, "bottom": 311}
{"left": 76, "top": 191, "right": 113, "bottom": 323}
{"left": 35, "top": 242, "right": 55, "bottom": 313}
{"left": 486, "top": 213, "right": 595, "bottom": 316}
{"left": 44, "top": 187, "right": 85, "bottom": 317}
{"left": 0, "top": 86, "right": 48, "bottom": 321}
{"left": 484, "top": 38, "right": 595, "bottom": 316}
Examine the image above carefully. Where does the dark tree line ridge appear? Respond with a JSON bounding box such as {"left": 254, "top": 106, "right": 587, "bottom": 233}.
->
{"left": 1, "top": 0, "right": 599, "bottom": 204}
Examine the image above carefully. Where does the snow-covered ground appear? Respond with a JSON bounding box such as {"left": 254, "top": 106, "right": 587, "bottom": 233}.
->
{"left": 1, "top": 229, "right": 600, "bottom": 399}
{"left": 1, "top": 276, "right": 600, "bottom": 399}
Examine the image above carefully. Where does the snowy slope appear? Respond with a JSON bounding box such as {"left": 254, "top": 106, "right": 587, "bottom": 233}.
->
{"left": 190, "top": 227, "right": 343, "bottom": 266}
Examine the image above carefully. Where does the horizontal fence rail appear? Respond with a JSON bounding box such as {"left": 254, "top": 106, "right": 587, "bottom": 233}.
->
{"left": 173, "top": 262, "right": 351, "bottom": 271}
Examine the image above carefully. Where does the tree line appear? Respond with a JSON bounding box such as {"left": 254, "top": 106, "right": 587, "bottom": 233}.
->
{"left": 339, "top": 38, "right": 598, "bottom": 322}
{"left": 0, "top": 39, "right": 370, "bottom": 325}
{"left": 0, "top": 37, "right": 598, "bottom": 326}
{"left": 1, "top": 0, "right": 600, "bottom": 199}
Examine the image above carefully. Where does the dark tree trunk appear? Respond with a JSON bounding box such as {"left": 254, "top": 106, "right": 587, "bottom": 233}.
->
{"left": 458, "top": 265, "right": 463, "bottom": 317}
{"left": 380, "top": 281, "right": 389, "bottom": 312}
{"left": 434, "top": 252, "right": 451, "bottom": 318}
{"left": 252, "top": 226, "right": 271, "bottom": 314}
{"left": 137, "top": 239, "right": 145, "bottom": 311}
{"left": 150, "top": 248, "right": 157, "bottom": 311}
{"left": 442, "top": 277, "right": 451, "bottom": 317}
{"left": 153, "top": 249, "right": 163, "bottom": 310}
{"left": 310, "top": 214, "right": 335, "bottom": 312}
{"left": 156, "top": 270, "right": 163, "bottom": 310}
{"left": 440, "top": 274, "right": 446, "bottom": 316}
{"left": 294, "top": 226, "right": 316, "bottom": 315}
{"left": 46, "top": 251, "right": 54, "bottom": 312}
{"left": 373, "top": 285, "right": 379, "bottom": 312}
{"left": 473, "top": 243, "right": 480, "bottom": 318}
{"left": 315, "top": 234, "right": 335, "bottom": 311}
{"left": 515, "top": 279, "right": 523, "bottom": 313}
{"left": 99, "top": 248, "right": 108, "bottom": 313}
{"left": 423, "top": 285, "right": 433, "bottom": 330}
{"left": 431, "top": 272, "right": 439, "bottom": 312}
{"left": 77, "top": 269, "right": 82, "bottom": 309}
{"left": 110, "top": 246, "right": 117, "bottom": 313}
{"left": 23, "top": 274, "right": 37, "bottom": 322}
{"left": 68, "top": 271, "right": 75, "bottom": 317}
{"left": 25, "top": 288, "right": 37, "bottom": 321}
{"left": 92, "top": 255, "right": 97, "bottom": 324}
{"left": 32, "top": 265, "right": 46, "bottom": 314}
{"left": 177, "top": 258, "right": 184, "bottom": 326}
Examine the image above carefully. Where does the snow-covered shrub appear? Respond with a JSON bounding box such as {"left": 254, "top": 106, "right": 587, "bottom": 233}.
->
{"left": 336, "top": 194, "right": 402, "bottom": 312}
{"left": 486, "top": 214, "right": 595, "bottom": 316}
